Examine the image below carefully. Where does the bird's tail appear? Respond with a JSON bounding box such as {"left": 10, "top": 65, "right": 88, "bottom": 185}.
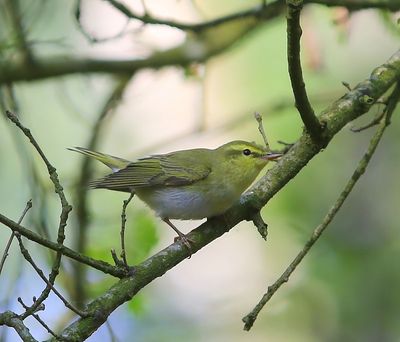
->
{"left": 68, "top": 147, "right": 131, "bottom": 172}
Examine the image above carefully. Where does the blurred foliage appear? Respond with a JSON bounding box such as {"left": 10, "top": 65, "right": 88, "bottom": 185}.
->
{"left": 0, "top": 0, "right": 400, "bottom": 341}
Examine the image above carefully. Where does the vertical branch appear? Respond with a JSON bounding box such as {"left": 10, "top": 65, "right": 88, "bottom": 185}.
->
{"left": 5, "top": 0, "right": 34, "bottom": 64}
{"left": 120, "top": 192, "right": 135, "bottom": 266}
{"left": 5, "top": 111, "right": 73, "bottom": 319}
{"left": 73, "top": 76, "right": 130, "bottom": 307}
{"left": 286, "top": 0, "right": 323, "bottom": 142}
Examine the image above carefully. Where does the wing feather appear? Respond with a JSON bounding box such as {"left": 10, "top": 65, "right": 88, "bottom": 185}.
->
{"left": 90, "top": 149, "right": 211, "bottom": 192}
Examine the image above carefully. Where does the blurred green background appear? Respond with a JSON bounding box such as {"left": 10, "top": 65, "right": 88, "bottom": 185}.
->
{"left": 0, "top": 1, "right": 399, "bottom": 341}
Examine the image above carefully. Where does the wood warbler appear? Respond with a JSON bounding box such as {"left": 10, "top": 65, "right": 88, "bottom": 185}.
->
{"left": 69, "top": 141, "right": 281, "bottom": 250}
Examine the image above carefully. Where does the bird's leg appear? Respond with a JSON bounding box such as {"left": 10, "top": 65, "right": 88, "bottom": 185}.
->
{"left": 162, "top": 218, "right": 194, "bottom": 255}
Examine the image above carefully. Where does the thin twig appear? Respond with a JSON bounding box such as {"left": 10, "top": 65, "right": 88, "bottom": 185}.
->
{"left": 0, "top": 212, "right": 129, "bottom": 278}
{"left": 5, "top": 110, "right": 72, "bottom": 318}
{"left": 254, "top": 112, "right": 270, "bottom": 150}
{"left": 0, "top": 199, "right": 32, "bottom": 275}
{"left": 104, "top": 0, "right": 400, "bottom": 33}
{"left": 17, "top": 298, "right": 63, "bottom": 340}
{"left": 105, "top": 0, "right": 285, "bottom": 33}
{"left": 351, "top": 109, "right": 386, "bottom": 132}
{"left": 286, "top": 0, "right": 323, "bottom": 142}
{"left": 74, "top": 0, "right": 131, "bottom": 44}
{"left": 120, "top": 192, "right": 135, "bottom": 266}
{"left": 250, "top": 212, "right": 268, "bottom": 240}
{"left": 15, "top": 234, "right": 87, "bottom": 317}
{"left": 242, "top": 82, "right": 400, "bottom": 331}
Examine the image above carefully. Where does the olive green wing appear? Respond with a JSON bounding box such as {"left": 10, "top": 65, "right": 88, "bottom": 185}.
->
{"left": 90, "top": 150, "right": 211, "bottom": 192}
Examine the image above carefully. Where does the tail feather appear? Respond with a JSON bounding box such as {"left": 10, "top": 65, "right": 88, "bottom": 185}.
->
{"left": 68, "top": 147, "right": 131, "bottom": 172}
{"left": 88, "top": 175, "right": 133, "bottom": 193}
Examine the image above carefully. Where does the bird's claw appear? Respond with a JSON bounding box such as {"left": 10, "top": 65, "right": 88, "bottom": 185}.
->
{"left": 174, "top": 234, "right": 195, "bottom": 258}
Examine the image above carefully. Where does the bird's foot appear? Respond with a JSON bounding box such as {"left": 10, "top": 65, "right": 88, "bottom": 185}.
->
{"left": 174, "top": 234, "right": 195, "bottom": 258}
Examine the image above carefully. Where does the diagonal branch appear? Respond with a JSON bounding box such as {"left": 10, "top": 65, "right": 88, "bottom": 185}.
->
{"left": 15, "top": 233, "right": 87, "bottom": 317}
{"left": 0, "top": 200, "right": 32, "bottom": 275}
{"left": 0, "top": 311, "right": 37, "bottom": 342}
{"left": 242, "top": 81, "right": 400, "bottom": 331}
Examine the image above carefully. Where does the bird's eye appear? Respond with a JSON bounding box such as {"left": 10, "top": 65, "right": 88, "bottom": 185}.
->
{"left": 242, "top": 149, "right": 251, "bottom": 156}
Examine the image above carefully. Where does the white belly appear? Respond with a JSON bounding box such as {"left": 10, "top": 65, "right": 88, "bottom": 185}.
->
{"left": 136, "top": 187, "right": 236, "bottom": 220}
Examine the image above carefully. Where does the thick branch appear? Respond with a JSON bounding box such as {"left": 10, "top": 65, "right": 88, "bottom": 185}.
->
{"left": 0, "top": 1, "right": 285, "bottom": 85}
{"left": 56, "top": 50, "right": 400, "bottom": 341}
{"left": 2, "top": 0, "right": 398, "bottom": 85}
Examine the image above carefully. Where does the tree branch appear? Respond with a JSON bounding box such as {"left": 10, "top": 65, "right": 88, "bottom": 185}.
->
{"left": 5, "top": 0, "right": 34, "bottom": 64}
{"left": 15, "top": 233, "right": 87, "bottom": 318}
{"left": 0, "top": 311, "right": 37, "bottom": 342}
{"left": 0, "top": 213, "right": 128, "bottom": 278}
{"left": 286, "top": 0, "right": 323, "bottom": 142}
{"left": 104, "top": 0, "right": 400, "bottom": 32}
{"left": 103, "top": 0, "right": 284, "bottom": 32}
{"left": 242, "top": 81, "right": 400, "bottom": 330}
{"left": 1, "top": 0, "right": 398, "bottom": 85}
{"left": 73, "top": 76, "right": 131, "bottom": 307}
{"left": 306, "top": 0, "right": 400, "bottom": 10}
{"left": 0, "top": 1, "right": 285, "bottom": 85}
{"left": 55, "top": 50, "right": 400, "bottom": 341}
{"left": 5, "top": 110, "right": 73, "bottom": 318}
{"left": 0, "top": 200, "right": 32, "bottom": 275}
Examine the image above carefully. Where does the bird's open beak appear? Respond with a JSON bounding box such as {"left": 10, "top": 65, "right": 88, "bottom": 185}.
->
{"left": 263, "top": 152, "right": 283, "bottom": 161}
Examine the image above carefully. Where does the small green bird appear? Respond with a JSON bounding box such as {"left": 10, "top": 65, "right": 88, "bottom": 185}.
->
{"left": 69, "top": 141, "right": 281, "bottom": 250}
